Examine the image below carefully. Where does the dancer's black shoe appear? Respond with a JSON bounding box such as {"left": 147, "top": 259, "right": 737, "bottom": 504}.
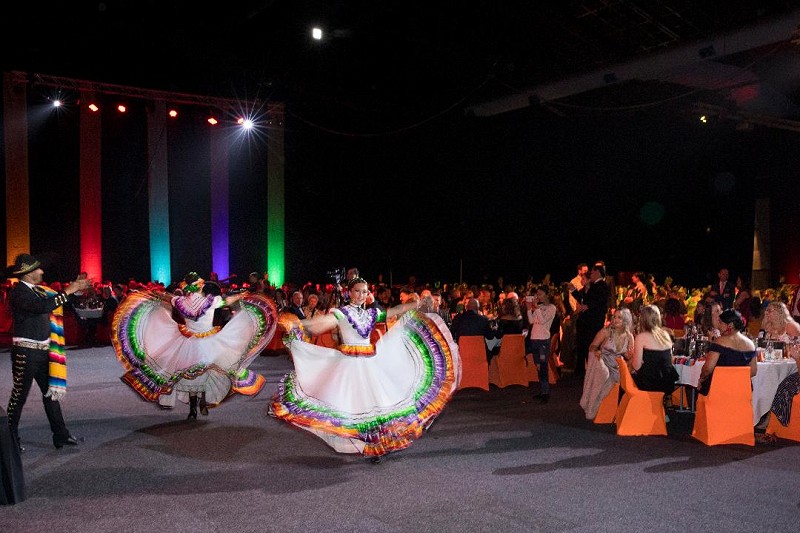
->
{"left": 54, "top": 435, "right": 79, "bottom": 448}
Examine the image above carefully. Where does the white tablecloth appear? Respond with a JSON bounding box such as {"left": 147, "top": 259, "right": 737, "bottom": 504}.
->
{"left": 672, "top": 358, "right": 798, "bottom": 424}
{"left": 751, "top": 360, "right": 798, "bottom": 425}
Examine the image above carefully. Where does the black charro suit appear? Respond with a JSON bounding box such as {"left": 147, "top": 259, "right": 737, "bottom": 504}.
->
{"left": 7, "top": 282, "right": 72, "bottom": 446}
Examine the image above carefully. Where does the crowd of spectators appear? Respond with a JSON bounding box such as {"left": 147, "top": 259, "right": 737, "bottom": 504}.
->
{"left": 1, "top": 265, "right": 798, "bottom": 356}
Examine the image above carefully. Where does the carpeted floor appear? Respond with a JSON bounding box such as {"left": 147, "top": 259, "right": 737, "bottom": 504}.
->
{"left": 0, "top": 346, "right": 798, "bottom": 532}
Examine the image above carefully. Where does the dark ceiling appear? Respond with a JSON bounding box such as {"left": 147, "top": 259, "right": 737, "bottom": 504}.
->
{"left": 5, "top": 1, "right": 800, "bottom": 127}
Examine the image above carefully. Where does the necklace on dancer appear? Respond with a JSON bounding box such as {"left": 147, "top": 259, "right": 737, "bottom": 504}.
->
{"left": 341, "top": 304, "right": 375, "bottom": 338}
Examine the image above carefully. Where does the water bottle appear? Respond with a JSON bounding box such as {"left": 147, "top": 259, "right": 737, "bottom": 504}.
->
{"left": 766, "top": 339, "right": 774, "bottom": 361}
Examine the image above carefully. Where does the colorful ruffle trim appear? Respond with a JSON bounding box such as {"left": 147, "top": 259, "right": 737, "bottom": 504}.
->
{"left": 113, "top": 291, "right": 277, "bottom": 403}
{"left": 271, "top": 310, "right": 456, "bottom": 457}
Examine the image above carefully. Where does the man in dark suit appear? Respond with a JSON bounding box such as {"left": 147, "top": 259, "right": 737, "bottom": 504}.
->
{"left": 450, "top": 298, "right": 497, "bottom": 361}
{"left": 5, "top": 254, "right": 91, "bottom": 452}
{"left": 713, "top": 267, "right": 736, "bottom": 310}
{"left": 571, "top": 263, "right": 610, "bottom": 379}
{"left": 285, "top": 291, "right": 306, "bottom": 320}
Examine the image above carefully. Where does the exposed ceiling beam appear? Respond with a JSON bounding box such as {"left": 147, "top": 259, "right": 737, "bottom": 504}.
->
{"left": 11, "top": 71, "right": 279, "bottom": 111}
{"left": 467, "top": 9, "right": 800, "bottom": 117}
{"left": 693, "top": 101, "right": 800, "bottom": 133}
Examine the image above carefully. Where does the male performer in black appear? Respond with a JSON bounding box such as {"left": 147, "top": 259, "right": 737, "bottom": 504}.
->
{"left": 6, "top": 254, "right": 92, "bottom": 452}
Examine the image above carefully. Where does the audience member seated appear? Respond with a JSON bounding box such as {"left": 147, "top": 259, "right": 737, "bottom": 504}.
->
{"left": 451, "top": 298, "right": 497, "bottom": 361}
{"left": 762, "top": 301, "right": 800, "bottom": 342}
{"left": 696, "top": 309, "right": 757, "bottom": 396}
{"left": 303, "top": 293, "right": 324, "bottom": 319}
{"left": 662, "top": 297, "right": 686, "bottom": 330}
{"left": 746, "top": 296, "right": 763, "bottom": 337}
{"left": 734, "top": 275, "right": 752, "bottom": 323}
{"left": 496, "top": 296, "right": 523, "bottom": 336}
{"left": 580, "top": 308, "right": 634, "bottom": 419}
{"left": 760, "top": 321, "right": 800, "bottom": 443}
{"left": 631, "top": 305, "right": 678, "bottom": 395}
{"left": 701, "top": 301, "right": 722, "bottom": 340}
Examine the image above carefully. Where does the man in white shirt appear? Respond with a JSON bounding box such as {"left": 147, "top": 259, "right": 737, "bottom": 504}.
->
{"left": 568, "top": 263, "right": 589, "bottom": 314}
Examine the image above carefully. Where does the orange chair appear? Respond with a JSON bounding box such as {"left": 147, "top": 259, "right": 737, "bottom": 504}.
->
{"left": 765, "top": 393, "right": 800, "bottom": 443}
{"left": 593, "top": 383, "right": 620, "bottom": 424}
{"left": 692, "top": 366, "right": 754, "bottom": 446}
{"left": 457, "top": 335, "right": 490, "bottom": 391}
{"left": 615, "top": 357, "right": 667, "bottom": 436}
{"left": 488, "top": 334, "right": 529, "bottom": 388}
{"left": 314, "top": 331, "right": 338, "bottom": 348}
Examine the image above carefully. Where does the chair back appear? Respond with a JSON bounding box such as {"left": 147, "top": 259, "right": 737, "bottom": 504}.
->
{"left": 498, "top": 334, "right": 526, "bottom": 359}
{"left": 706, "top": 366, "right": 752, "bottom": 402}
{"left": 488, "top": 334, "right": 529, "bottom": 388}
{"left": 692, "top": 365, "right": 754, "bottom": 446}
{"left": 615, "top": 356, "right": 667, "bottom": 436}
{"left": 617, "top": 357, "right": 637, "bottom": 393}
{"left": 457, "top": 335, "right": 489, "bottom": 391}
{"left": 314, "top": 331, "right": 338, "bottom": 348}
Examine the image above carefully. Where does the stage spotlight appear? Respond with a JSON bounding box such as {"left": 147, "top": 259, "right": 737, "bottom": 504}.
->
{"left": 312, "top": 27, "right": 323, "bottom": 40}
{"left": 117, "top": 104, "right": 127, "bottom": 113}
{"left": 207, "top": 117, "right": 218, "bottom": 125}
{"left": 52, "top": 99, "right": 63, "bottom": 108}
{"left": 699, "top": 115, "right": 707, "bottom": 123}
{"left": 88, "top": 103, "right": 99, "bottom": 112}
{"left": 237, "top": 117, "right": 255, "bottom": 130}
{"left": 168, "top": 109, "right": 178, "bottom": 118}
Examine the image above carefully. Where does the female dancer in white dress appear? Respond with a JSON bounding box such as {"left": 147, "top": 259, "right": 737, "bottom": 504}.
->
{"left": 270, "top": 277, "right": 460, "bottom": 462}
{"left": 113, "top": 272, "right": 277, "bottom": 419}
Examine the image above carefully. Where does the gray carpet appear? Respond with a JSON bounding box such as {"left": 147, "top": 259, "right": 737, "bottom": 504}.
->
{"left": 0, "top": 347, "right": 798, "bottom": 532}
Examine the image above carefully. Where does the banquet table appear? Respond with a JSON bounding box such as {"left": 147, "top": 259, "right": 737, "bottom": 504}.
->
{"left": 672, "top": 357, "right": 798, "bottom": 425}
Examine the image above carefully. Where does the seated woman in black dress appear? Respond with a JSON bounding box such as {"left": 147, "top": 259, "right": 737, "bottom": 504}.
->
{"left": 696, "top": 309, "right": 757, "bottom": 396}
{"left": 631, "top": 305, "right": 678, "bottom": 394}
{"left": 496, "top": 295, "right": 523, "bottom": 335}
